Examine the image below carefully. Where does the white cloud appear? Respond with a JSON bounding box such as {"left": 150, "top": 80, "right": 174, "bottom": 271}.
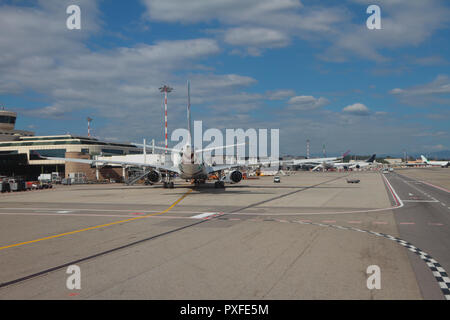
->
{"left": 342, "top": 103, "right": 370, "bottom": 115}
{"left": 141, "top": 0, "right": 303, "bottom": 25}
{"left": 224, "top": 27, "right": 290, "bottom": 48}
{"left": 389, "top": 75, "right": 450, "bottom": 106}
{"left": 0, "top": 0, "right": 264, "bottom": 137}
{"left": 142, "top": 0, "right": 450, "bottom": 62}
{"left": 141, "top": 0, "right": 349, "bottom": 57}
{"left": 424, "top": 144, "right": 447, "bottom": 151}
{"left": 266, "top": 89, "right": 295, "bottom": 100}
{"left": 287, "top": 95, "right": 329, "bottom": 110}
{"left": 390, "top": 75, "right": 450, "bottom": 96}
{"left": 324, "top": 0, "right": 450, "bottom": 62}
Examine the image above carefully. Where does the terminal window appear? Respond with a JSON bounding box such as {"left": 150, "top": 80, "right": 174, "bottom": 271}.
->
{"left": 29, "top": 149, "right": 66, "bottom": 160}
{"left": 0, "top": 115, "right": 16, "bottom": 124}
{"left": 101, "top": 148, "right": 124, "bottom": 155}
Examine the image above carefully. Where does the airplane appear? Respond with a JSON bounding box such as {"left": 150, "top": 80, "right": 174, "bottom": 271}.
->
{"left": 288, "top": 150, "right": 351, "bottom": 167}
{"left": 312, "top": 154, "right": 377, "bottom": 171}
{"left": 41, "top": 81, "right": 256, "bottom": 189}
{"left": 421, "top": 155, "right": 450, "bottom": 168}
{"left": 251, "top": 150, "right": 351, "bottom": 171}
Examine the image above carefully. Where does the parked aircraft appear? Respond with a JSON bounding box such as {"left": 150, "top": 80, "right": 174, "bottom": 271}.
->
{"left": 421, "top": 155, "right": 450, "bottom": 168}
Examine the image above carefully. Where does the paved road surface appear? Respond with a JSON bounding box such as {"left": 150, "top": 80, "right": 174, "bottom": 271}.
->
{"left": 384, "top": 172, "right": 450, "bottom": 300}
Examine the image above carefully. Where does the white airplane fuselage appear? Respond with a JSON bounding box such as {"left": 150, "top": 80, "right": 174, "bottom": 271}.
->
{"left": 174, "top": 145, "right": 209, "bottom": 180}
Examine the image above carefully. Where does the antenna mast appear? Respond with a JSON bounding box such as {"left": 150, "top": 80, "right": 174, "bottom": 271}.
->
{"left": 187, "top": 80, "right": 192, "bottom": 145}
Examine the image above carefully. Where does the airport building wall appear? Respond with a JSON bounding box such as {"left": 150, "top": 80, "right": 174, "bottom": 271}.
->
{"left": 64, "top": 152, "right": 126, "bottom": 182}
{"left": 0, "top": 135, "right": 141, "bottom": 181}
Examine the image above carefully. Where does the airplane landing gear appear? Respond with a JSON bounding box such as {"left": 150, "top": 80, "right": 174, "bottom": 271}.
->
{"left": 214, "top": 181, "right": 225, "bottom": 189}
{"left": 163, "top": 181, "right": 174, "bottom": 189}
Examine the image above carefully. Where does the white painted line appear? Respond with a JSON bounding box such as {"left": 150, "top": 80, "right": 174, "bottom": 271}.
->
{"left": 419, "top": 181, "right": 450, "bottom": 193}
{"left": 402, "top": 200, "right": 439, "bottom": 203}
{"left": 0, "top": 207, "right": 201, "bottom": 214}
{"left": 293, "top": 219, "right": 450, "bottom": 299}
{"left": 0, "top": 212, "right": 193, "bottom": 220}
{"left": 190, "top": 212, "right": 219, "bottom": 219}
{"left": 229, "top": 205, "right": 401, "bottom": 216}
{"left": 382, "top": 174, "right": 404, "bottom": 208}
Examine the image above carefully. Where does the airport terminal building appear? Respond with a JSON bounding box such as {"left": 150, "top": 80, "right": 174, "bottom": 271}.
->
{"left": 0, "top": 109, "right": 142, "bottom": 180}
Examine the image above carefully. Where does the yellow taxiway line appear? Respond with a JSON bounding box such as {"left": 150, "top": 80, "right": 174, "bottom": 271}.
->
{"left": 0, "top": 189, "right": 192, "bottom": 251}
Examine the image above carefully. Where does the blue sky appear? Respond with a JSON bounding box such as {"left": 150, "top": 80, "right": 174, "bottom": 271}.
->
{"left": 1, "top": 0, "right": 449, "bottom": 156}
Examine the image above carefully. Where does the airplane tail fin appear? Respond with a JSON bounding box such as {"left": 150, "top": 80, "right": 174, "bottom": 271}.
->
{"left": 366, "top": 154, "right": 376, "bottom": 163}
{"left": 421, "top": 155, "right": 428, "bottom": 163}
{"left": 187, "top": 80, "right": 192, "bottom": 146}
{"left": 342, "top": 150, "right": 351, "bottom": 158}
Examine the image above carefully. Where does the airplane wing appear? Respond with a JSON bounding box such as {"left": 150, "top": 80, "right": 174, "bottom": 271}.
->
{"left": 291, "top": 156, "right": 345, "bottom": 166}
{"left": 206, "top": 158, "right": 279, "bottom": 174}
{"left": 206, "top": 163, "right": 243, "bottom": 174}
{"left": 43, "top": 156, "right": 181, "bottom": 174}
{"left": 293, "top": 158, "right": 329, "bottom": 165}
{"left": 134, "top": 142, "right": 246, "bottom": 154}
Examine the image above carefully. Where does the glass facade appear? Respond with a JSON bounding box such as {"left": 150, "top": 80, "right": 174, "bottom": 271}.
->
{"left": 0, "top": 115, "right": 16, "bottom": 124}
{"left": 29, "top": 149, "right": 66, "bottom": 160}
{"left": 102, "top": 148, "right": 124, "bottom": 155}
{"left": 0, "top": 138, "right": 137, "bottom": 148}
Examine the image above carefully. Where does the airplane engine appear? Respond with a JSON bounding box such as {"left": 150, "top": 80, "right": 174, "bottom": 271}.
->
{"left": 225, "top": 170, "right": 243, "bottom": 183}
{"left": 147, "top": 170, "right": 161, "bottom": 183}
{"left": 355, "top": 165, "right": 360, "bottom": 169}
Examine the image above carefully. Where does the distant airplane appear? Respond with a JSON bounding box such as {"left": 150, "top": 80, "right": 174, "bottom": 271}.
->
{"left": 258, "top": 150, "right": 351, "bottom": 171}
{"left": 313, "top": 154, "right": 377, "bottom": 171}
{"left": 420, "top": 155, "right": 450, "bottom": 168}
{"left": 290, "top": 150, "right": 351, "bottom": 167}
{"left": 43, "top": 81, "right": 257, "bottom": 189}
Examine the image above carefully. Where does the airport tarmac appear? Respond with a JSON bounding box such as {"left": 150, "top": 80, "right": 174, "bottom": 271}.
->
{"left": 0, "top": 170, "right": 449, "bottom": 299}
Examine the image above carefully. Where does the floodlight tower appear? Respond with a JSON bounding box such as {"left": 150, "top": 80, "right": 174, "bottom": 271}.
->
{"left": 87, "top": 117, "right": 93, "bottom": 137}
{"left": 159, "top": 85, "right": 173, "bottom": 153}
